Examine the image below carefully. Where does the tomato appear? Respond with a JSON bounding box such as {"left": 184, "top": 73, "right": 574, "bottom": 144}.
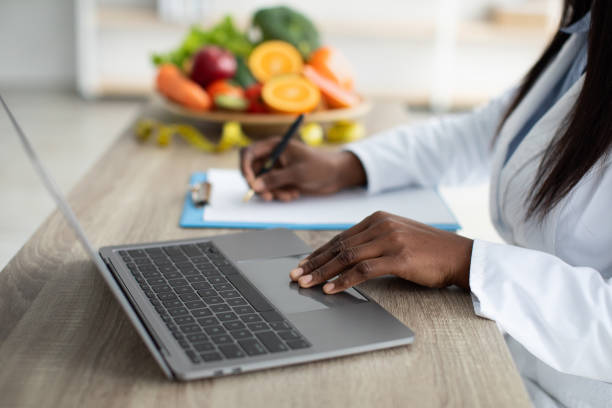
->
{"left": 244, "top": 83, "right": 268, "bottom": 113}
{"left": 205, "top": 79, "right": 244, "bottom": 101}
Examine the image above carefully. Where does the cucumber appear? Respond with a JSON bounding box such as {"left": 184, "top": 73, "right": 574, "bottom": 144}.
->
{"left": 233, "top": 56, "right": 257, "bottom": 88}
{"left": 214, "top": 94, "right": 249, "bottom": 111}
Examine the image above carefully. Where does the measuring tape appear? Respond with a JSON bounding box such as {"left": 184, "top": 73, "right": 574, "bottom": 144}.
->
{"left": 135, "top": 119, "right": 251, "bottom": 153}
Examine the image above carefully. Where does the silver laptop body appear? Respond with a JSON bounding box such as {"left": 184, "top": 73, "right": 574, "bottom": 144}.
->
{"left": 2, "top": 94, "right": 414, "bottom": 380}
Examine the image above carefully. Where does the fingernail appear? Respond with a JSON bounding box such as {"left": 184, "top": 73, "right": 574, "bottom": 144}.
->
{"left": 299, "top": 274, "right": 312, "bottom": 286}
{"left": 253, "top": 178, "right": 265, "bottom": 192}
{"left": 298, "top": 259, "right": 307, "bottom": 267}
{"left": 323, "top": 283, "right": 335, "bottom": 293}
{"left": 290, "top": 267, "right": 303, "bottom": 280}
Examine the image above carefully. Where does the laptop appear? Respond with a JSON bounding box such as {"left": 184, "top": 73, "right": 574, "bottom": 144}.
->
{"left": 2, "top": 94, "right": 414, "bottom": 381}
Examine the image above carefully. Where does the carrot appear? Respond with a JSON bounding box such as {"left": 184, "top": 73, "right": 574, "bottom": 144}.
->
{"left": 156, "top": 64, "right": 211, "bottom": 111}
{"left": 302, "top": 65, "right": 360, "bottom": 109}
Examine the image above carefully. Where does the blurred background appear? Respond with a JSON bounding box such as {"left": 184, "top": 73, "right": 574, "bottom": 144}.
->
{"left": 0, "top": 0, "right": 561, "bottom": 270}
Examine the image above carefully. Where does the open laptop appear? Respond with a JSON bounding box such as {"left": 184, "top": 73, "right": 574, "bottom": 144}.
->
{"left": 2, "top": 94, "right": 414, "bottom": 380}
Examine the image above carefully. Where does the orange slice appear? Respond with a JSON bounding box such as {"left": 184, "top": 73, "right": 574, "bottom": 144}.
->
{"left": 248, "top": 41, "right": 304, "bottom": 83}
{"left": 261, "top": 74, "right": 321, "bottom": 114}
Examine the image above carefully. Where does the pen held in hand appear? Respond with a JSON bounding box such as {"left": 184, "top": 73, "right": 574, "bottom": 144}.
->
{"left": 243, "top": 113, "right": 305, "bottom": 203}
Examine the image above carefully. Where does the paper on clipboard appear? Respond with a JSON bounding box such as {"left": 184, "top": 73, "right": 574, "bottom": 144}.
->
{"left": 203, "top": 168, "right": 458, "bottom": 229}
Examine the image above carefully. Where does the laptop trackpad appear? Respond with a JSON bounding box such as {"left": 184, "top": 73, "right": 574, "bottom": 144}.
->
{"left": 237, "top": 257, "right": 368, "bottom": 314}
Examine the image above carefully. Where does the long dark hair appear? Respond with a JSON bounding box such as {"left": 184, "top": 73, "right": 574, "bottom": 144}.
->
{"left": 498, "top": 0, "right": 612, "bottom": 220}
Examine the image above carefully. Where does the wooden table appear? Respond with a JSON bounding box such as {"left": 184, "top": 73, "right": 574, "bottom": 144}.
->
{"left": 0, "top": 101, "right": 530, "bottom": 407}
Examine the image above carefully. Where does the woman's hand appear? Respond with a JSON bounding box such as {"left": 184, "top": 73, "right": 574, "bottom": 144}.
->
{"left": 240, "top": 138, "right": 366, "bottom": 202}
{"left": 290, "top": 211, "right": 474, "bottom": 293}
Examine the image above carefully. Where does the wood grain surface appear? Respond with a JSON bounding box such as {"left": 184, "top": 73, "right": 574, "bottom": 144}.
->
{"left": 0, "top": 101, "right": 530, "bottom": 408}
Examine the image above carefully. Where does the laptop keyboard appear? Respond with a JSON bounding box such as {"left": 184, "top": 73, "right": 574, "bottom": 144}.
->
{"left": 118, "top": 242, "right": 311, "bottom": 364}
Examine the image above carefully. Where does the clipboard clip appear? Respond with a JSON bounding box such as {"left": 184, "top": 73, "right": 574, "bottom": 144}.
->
{"left": 190, "top": 181, "right": 212, "bottom": 207}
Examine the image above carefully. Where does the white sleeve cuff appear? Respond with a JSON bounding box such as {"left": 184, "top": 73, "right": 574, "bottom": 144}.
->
{"left": 469, "top": 239, "right": 494, "bottom": 320}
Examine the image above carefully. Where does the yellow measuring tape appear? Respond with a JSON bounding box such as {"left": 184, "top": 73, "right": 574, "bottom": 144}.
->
{"left": 135, "top": 119, "right": 251, "bottom": 153}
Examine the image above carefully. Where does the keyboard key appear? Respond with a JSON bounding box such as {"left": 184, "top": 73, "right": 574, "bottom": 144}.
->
{"left": 186, "top": 275, "right": 206, "bottom": 283}
{"left": 143, "top": 290, "right": 156, "bottom": 299}
{"left": 181, "top": 268, "right": 200, "bottom": 277}
{"left": 219, "top": 290, "right": 241, "bottom": 299}
{"left": 168, "top": 307, "right": 189, "bottom": 317}
{"left": 173, "top": 315, "right": 195, "bottom": 325}
{"left": 152, "top": 285, "right": 172, "bottom": 293}
{"left": 211, "top": 334, "right": 234, "bottom": 345}
{"left": 240, "top": 314, "right": 262, "bottom": 323}
{"left": 269, "top": 321, "right": 291, "bottom": 331}
{"left": 219, "top": 344, "right": 245, "bottom": 359}
{"left": 256, "top": 331, "right": 289, "bottom": 353}
{"left": 164, "top": 271, "right": 183, "bottom": 280}
{"left": 219, "top": 266, "right": 239, "bottom": 276}
{"left": 141, "top": 270, "right": 162, "bottom": 279}
{"left": 180, "top": 324, "right": 201, "bottom": 334}
{"left": 261, "top": 310, "right": 284, "bottom": 322}
{"left": 226, "top": 274, "right": 273, "bottom": 312}
{"left": 238, "top": 338, "right": 267, "bottom": 356}
{"left": 286, "top": 339, "right": 311, "bottom": 350}
{"left": 179, "top": 292, "right": 199, "bottom": 302}
{"left": 233, "top": 306, "right": 255, "bottom": 315}
{"left": 204, "top": 326, "right": 226, "bottom": 336}
{"left": 185, "top": 349, "right": 201, "bottom": 363}
{"left": 210, "top": 304, "right": 230, "bottom": 313}
{"left": 162, "top": 299, "right": 182, "bottom": 309}
{"left": 197, "top": 317, "right": 219, "bottom": 327}
{"left": 278, "top": 330, "right": 301, "bottom": 341}
{"left": 159, "top": 265, "right": 178, "bottom": 273}
{"left": 213, "top": 283, "right": 233, "bottom": 292}
{"left": 205, "top": 296, "right": 224, "bottom": 305}
{"left": 128, "top": 249, "right": 146, "bottom": 258}
{"left": 201, "top": 352, "right": 222, "bottom": 362}
{"left": 171, "top": 331, "right": 184, "bottom": 340}
{"left": 190, "top": 256, "right": 208, "bottom": 264}
{"left": 168, "top": 278, "right": 189, "bottom": 287}
{"left": 191, "top": 308, "right": 212, "bottom": 318}
{"left": 157, "top": 292, "right": 178, "bottom": 301}
{"left": 197, "top": 289, "right": 216, "bottom": 298}
{"left": 209, "top": 276, "right": 227, "bottom": 285}
{"left": 223, "top": 321, "right": 246, "bottom": 331}
{"left": 174, "top": 286, "right": 195, "bottom": 295}
{"left": 201, "top": 269, "right": 221, "bottom": 278}
{"left": 151, "top": 285, "right": 172, "bottom": 294}
{"left": 230, "top": 329, "right": 253, "bottom": 340}
{"left": 147, "top": 277, "right": 166, "bottom": 286}
{"left": 193, "top": 342, "right": 215, "bottom": 352}
{"left": 186, "top": 333, "right": 208, "bottom": 343}
{"left": 227, "top": 298, "right": 248, "bottom": 307}
{"left": 177, "top": 338, "right": 191, "bottom": 349}
{"left": 181, "top": 245, "right": 201, "bottom": 257}
{"left": 192, "top": 282, "right": 212, "bottom": 290}
{"left": 247, "top": 322, "right": 269, "bottom": 332}
{"left": 217, "top": 312, "right": 238, "bottom": 322}
{"left": 185, "top": 300, "right": 206, "bottom": 310}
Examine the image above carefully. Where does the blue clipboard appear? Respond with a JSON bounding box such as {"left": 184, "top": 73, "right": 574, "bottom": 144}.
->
{"left": 180, "top": 172, "right": 460, "bottom": 231}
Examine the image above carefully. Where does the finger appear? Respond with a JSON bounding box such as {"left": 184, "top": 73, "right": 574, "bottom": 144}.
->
{"left": 293, "top": 226, "right": 381, "bottom": 280}
{"left": 323, "top": 257, "right": 392, "bottom": 294}
{"left": 273, "top": 187, "right": 300, "bottom": 202}
{"left": 240, "top": 138, "right": 281, "bottom": 186}
{"left": 297, "top": 242, "right": 383, "bottom": 288}
{"left": 257, "top": 167, "right": 301, "bottom": 192}
{"left": 297, "top": 211, "right": 385, "bottom": 268}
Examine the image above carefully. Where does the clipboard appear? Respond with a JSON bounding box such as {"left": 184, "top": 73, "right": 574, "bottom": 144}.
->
{"left": 180, "top": 171, "right": 461, "bottom": 231}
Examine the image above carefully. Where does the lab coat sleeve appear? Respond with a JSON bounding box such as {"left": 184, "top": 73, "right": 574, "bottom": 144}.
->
{"left": 470, "top": 240, "right": 612, "bottom": 382}
{"left": 345, "top": 89, "right": 515, "bottom": 194}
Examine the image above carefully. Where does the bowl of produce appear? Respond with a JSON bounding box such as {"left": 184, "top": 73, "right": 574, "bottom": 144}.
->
{"left": 152, "top": 6, "right": 371, "bottom": 138}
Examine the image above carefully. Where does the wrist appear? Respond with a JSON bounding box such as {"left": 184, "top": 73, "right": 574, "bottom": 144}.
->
{"left": 334, "top": 151, "right": 367, "bottom": 190}
{"left": 450, "top": 237, "right": 474, "bottom": 290}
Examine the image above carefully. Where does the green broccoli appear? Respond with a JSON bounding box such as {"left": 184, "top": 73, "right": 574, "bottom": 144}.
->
{"left": 252, "top": 6, "right": 321, "bottom": 59}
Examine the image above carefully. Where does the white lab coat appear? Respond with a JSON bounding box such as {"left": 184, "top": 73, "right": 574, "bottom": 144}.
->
{"left": 347, "top": 32, "right": 612, "bottom": 407}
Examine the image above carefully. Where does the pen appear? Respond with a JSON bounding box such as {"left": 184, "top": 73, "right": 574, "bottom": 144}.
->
{"left": 243, "top": 113, "right": 305, "bottom": 202}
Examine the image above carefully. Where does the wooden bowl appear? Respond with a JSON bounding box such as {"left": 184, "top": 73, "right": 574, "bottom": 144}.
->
{"left": 152, "top": 93, "right": 372, "bottom": 138}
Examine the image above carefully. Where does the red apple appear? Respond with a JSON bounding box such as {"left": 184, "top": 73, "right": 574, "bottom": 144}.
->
{"left": 190, "top": 46, "right": 237, "bottom": 88}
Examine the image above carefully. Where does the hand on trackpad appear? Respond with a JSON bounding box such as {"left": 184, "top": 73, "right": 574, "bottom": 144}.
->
{"left": 237, "top": 257, "right": 367, "bottom": 314}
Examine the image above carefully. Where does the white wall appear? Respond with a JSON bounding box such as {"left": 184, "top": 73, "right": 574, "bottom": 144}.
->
{"left": 0, "top": 0, "right": 76, "bottom": 88}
